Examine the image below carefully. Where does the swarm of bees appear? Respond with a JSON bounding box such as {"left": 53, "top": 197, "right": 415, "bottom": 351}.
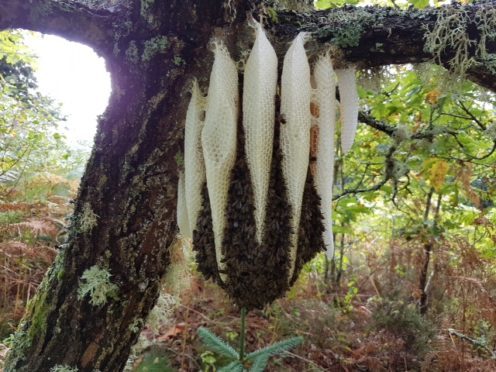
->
{"left": 178, "top": 22, "right": 359, "bottom": 309}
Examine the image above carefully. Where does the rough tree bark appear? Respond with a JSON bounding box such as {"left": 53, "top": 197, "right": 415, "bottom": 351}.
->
{"left": 1, "top": 0, "right": 496, "bottom": 370}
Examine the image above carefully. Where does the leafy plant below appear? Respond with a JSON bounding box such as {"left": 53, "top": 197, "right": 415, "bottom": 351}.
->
{"left": 197, "top": 308, "right": 303, "bottom": 371}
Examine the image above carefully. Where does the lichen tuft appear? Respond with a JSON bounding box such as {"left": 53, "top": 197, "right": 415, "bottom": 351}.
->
{"left": 142, "top": 36, "right": 170, "bottom": 62}
{"left": 79, "top": 202, "right": 98, "bottom": 232}
{"left": 424, "top": 6, "right": 496, "bottom": 76}
{"left": 77, "top": 265, "right": 119, "bottom": 307}
{"left": 140, "top": 0, "right": 156, "bottom": 25}
{"left": 50, "top": 365, "right": 79, "bottom": 372}
{"left": 315, "top": 8, "right": 376, "bottom": 48}
{"left": 125, "top": 41, "right": 139, "bottom": 64}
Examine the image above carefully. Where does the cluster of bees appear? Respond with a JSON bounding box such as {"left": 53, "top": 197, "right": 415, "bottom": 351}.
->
{"left": 178, "top": 23, "right": 359, "bottom": 309}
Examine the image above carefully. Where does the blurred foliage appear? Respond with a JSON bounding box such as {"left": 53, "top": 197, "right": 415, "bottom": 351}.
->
{"left": 0, "top": 30, "right": 88, "bottom": 201}
{"left": 370, "top": 296, "right": 435, "bottom": 353}
{"left": 134, "top": 349, "right": 175, "bottom": 372}
{"left": 329, "top": 62, "right": 496, "bottom": 274}
{"left": 0, "top": 30, "right": 88, "bottom": 343}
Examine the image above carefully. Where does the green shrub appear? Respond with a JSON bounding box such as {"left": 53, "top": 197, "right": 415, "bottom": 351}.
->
{"left": 0, "top": 211, "right": 24, "bottom": 225}
{"left": 135, "top": 349, "right": 175, "bottom": 372}
{"left": 370, "top": 297, "right": 435, "bottom": 354}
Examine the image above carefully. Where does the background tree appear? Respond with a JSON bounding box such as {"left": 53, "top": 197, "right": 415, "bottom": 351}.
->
{"left": 0, "top": 31, "right": 74, "bottom": 199}
{"left": 0, "top": 0, "right": 495, "bottom": 370}
{"left": 0, "top": 29, "right": 90, "bottom": 350}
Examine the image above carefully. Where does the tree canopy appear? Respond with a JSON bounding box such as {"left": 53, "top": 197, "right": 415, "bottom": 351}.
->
{"left": 0, "top": 30, "right": 86, "bottom": 199}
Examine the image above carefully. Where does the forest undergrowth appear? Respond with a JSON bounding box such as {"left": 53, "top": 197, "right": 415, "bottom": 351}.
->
{"left": 123, "top": 234, "right": 496, "bottom": 372}
{"left": 1, "top": 184, "right": 496, "bottom": 371}
{"left": 0, "top": 175, "right": 77, "bottom": 369}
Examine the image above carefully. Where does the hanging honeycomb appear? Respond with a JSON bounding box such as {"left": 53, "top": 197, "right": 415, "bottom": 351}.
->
{"left": 314, "top": 55, "right": 337, "bottom": 259}
{"left": 280, "top": 33, "right": 312, "bottom": 280}
{"left": 201, "top": 42, "right": 239, "bottom": 275}
{"left": 184, "top": 81, "right": 205, "bottom": 237}
{"left": 243, "top": 23, "right": 278, "bottom": 244}
{"left": 336, "top": 67, "right": 359, "bottom": 154}
{"left": 188, "top": 27, "right": 329, "bottom": 309}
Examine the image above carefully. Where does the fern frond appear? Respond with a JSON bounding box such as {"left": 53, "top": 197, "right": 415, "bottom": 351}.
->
{"left": 197, "top": 327, "right": 240, "bottom": 359}
{"left": 218, "top": 360, "right": 244, "bottom": 372}
{"left": 248, "top": 354, "right": 270, "bottom": 372}
{"left": 245, "top": 336, "right": 303, "bottom": 362}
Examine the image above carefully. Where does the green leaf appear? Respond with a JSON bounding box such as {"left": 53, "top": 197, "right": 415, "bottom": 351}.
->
{"left": 218, "top": 361, "right": 244, "bottom": 372}
{"left": 249, "top": 354, "right": 270, "bottom": 372}
{"left": 245, "top": 336, "right": 303, "bottom": 362}
{"left": 409, "top": 0, "right": 429, "bottom": 9}
{"left": 315, "top": 0, "right": 358, "bottom": 10}
{"left": 197, "top": 327, "right": 240, "bottom": 360}
{"left": 315, "top": 0, "right": 333, "bottom": 9}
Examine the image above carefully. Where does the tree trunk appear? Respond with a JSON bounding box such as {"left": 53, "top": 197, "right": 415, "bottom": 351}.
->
{"left": 1, "top": 0, "right": 496, "bottom": 370}
{"left": 2, "top": 1, "right": 235, "bottom": 370}
{"left": 419, "top": 191, "right": 442, "bottom": 315}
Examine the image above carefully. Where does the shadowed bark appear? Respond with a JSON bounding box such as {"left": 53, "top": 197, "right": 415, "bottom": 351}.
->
{"left": 0, "top": 0, "right": 119, "bottom": 54}
{"left": 1, "top": 0, "right": 496, "bottom": 370}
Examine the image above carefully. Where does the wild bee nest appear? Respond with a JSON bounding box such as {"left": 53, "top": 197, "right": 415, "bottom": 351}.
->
{"left": 179, "top": 23, "right": 360, "bottom": 309}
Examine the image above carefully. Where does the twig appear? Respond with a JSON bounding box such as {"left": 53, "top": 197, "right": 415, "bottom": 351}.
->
{"left": 178, "top": 304, "right": 232, "bottom": 326}
{"left": 448, "top": 328, "right": 496, "bottom": 359}
{"left": 358, "top": 111, "right": 395, "bottom": 136}
{"left": 333, "top": 177, "right": 389, "bottom": 200}
{"left": 284, "top": 350, "right": 326, "bottom": 371}
{"left": 389, "top": 0, "right": 401, "bottom": 10}
{"left": 333, "top": 143, "right": 396, "bottom": 200}
{"left": 458, "top": 101, "right": 486, "bottom": 130}
{"left": 239, "top": 307, "right": 247, "bottom": 361}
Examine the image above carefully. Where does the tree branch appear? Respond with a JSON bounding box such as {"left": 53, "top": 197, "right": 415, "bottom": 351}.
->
{"left": 458, "top": 100, "right": 487, "bottom": 130}
{"left": 333, "top": 143, "right": 396, "bottom": 200}
{"left": 270, "top": 3, "right": 496, "bottom": 92}
{"left": 333, "top": 176, "right": 389, "bottom": 200}
{"left": 358, "top": 111, "right": 435, "bottom": 140}
{"left": 448, "top": 328, "right": 496, "bottom": 359}
{"left": 359, "top": 110, "right": 496, "bottom": 161}
{"left": 0, "top": 0, "right": 120, "bottom": 55}
{"left": 358, "top": 111, "right": 395, "bottom": 136}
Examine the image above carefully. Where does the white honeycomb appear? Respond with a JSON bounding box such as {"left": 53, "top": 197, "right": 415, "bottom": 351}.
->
{"left": 336, "top": 67, "right": 359, "bottom": 154}
{"left": 243, "top": 22, "right": 278, "bottom": 243}
{"left": 202, "top": 41, "right": 239, "bottom": 274}
{"left": 280, "top": 33, "right": 311, "bottom": 278}
{"left": 314, "top": 55, "right": 337, "bottom": 259}
{"left": 184, "top": 80, "right": 206, "bottom": 235}
{"left": 177, "top": 171, "right": 191, "bottom": 238}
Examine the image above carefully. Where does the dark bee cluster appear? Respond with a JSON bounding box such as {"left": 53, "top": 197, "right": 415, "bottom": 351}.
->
{"left": 193, "top": 184, "right": 223, "bottom": 284}
{"left": 192, "top": 93, "right": 325, "bottom": 310}
{"left": 291, "top": 169, "right": 326, "bottom": 285}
